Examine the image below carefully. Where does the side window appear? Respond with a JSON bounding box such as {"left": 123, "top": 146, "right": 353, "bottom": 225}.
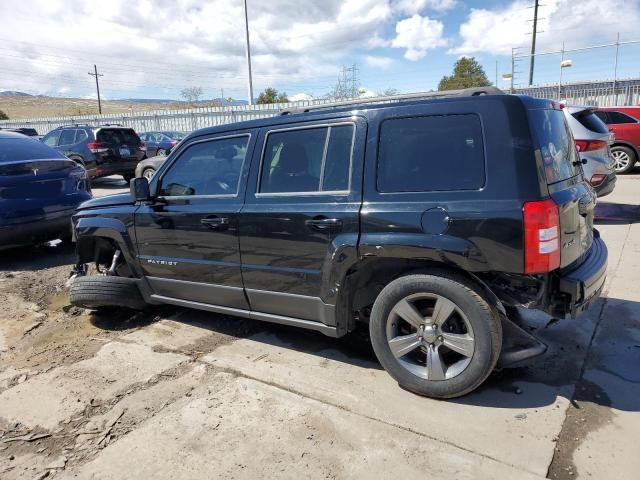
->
{"left": 139, "top": 133, "right": 147, "bottom": 141}
{"left": 58, "top": 129, "right": 76, "bottom": 146}
{"left": 159, "top": 135, "right": 249, "bottom": 197}
{"left": 42, "top": 130, "right": 61, "bottom": 146}
{"left": 75, "top": 129, "right": 88, "bottom": 143}
{"left": 594, "top": 111, "right": 609, "bottom": 123}
{"left": 377, "top": 114, "right": 485, "bottom": 193}
{"left": 259, "top": 125, "right": 354, "bottom": 194}
{"left": 608, "top": 111, "right": 637, "bottom": 124}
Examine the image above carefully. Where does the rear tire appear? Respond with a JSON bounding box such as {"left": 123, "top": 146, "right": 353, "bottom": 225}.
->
{"left": 611, "top": 146, "right": 637, "bottom": 174}
{"left": 369, "top": 273, "right": 502, "bottom": 399}
{"left": 157, "top": 149, "right": 168, "bottom": 157}
{"left": 142, "top": 168, "right": 156, "bottom": 180}
{"left": 122, "top": 173, "right": 135, "bottom": 183}
{"left": 70, "top": 276, "right": 147, "bottom": 310}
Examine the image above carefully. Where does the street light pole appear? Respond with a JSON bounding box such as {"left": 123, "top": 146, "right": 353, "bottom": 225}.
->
{"left": 243, "top": 0, "right": 254, "bottom": 106}
{"left": 558, "top": 41, "right": 565, "bottom": 101}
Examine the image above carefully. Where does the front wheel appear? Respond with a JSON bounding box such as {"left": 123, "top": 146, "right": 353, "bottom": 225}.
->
{"left": 611, "top": 146, "right": 637, "bottom": 174}
{"left": 70, "top": 275, "right": 147, "bottom": 310}
{"left": 142, "top": 168, "right": 156, "bottom": 180}
{"left": 369, "top": 274, "right": 502, "bottom": 399}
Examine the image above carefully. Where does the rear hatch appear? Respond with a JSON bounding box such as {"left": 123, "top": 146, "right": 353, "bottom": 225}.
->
{"left": 568, "top": 107, "right": 614, "bottom": 177}
{"left": 528, "top": 107, "right": 596, "bottom": 269}
{"left": 95, "top": 128, "right": 145, "bottom": 162}
{"left": 0, "top": 159, "right": 88, "bottom": 223}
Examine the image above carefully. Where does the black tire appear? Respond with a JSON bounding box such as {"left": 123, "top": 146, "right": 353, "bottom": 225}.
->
{"left": 369, "top": 273, "right": 502, "bottom": 399}
{"left": 611, "top": 145, "right": 637, "bottom": 174}
{"left": 122, "top": 173, "right": 135, "bottom": 183}
{"left": 70, "top": 275, "right": 147, "bottom": 310}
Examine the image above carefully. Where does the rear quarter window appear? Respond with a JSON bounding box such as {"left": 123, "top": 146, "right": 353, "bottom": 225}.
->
{"left": 572, "top": 110, "right": 609, "bottom": 134}
{"left": 529, "top": 109, "right": 580, "bottom": 184}
{"left": 377, "top": 114, "right": 485, "bottom": 193}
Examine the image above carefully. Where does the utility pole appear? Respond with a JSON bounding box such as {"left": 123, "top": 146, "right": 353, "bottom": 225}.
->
{"left": 528, "top": 0, "right": 540, "bottom": 86}
{"left": 613, "top": 32, "right": 620, "bottom": 104}
{"left": 242, "top": 0, "right": 254, "bottom": 105}
{"left": 88, "top": 65, "right": 103, "bottom": 114}
{"left": 558, "top": 41, "right": 565, "bottom": 101}
{"left": 511, "top": 49, "right": 515, "bottom": 93}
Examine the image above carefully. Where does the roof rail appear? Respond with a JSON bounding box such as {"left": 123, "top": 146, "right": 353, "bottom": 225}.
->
{"left": 279, "top": 87, "right": 504, "bottom": 115}
{"left": 100, "top": 123, "right": 124, "bottom": 127}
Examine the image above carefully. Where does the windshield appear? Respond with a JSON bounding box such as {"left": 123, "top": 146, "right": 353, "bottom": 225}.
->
{"left": 529, "top": 109, "right": 580, "bottom": 184}
{"left": 0, "top": 137, "right": 66, "bottom": 162}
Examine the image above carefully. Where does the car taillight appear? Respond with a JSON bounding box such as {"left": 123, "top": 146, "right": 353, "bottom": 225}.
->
{"left": 170, "top": 140, "right": 178, "bottom": 147}
{"left": 575, "top": 140, "right": 607, "bottom": 152}
{"left": 589, "top": 173, "right": 607, "bottom": 186}
{"left": 139, "top": 142, "right": 146, "bottom": 151}
{"left": 523, "top": 199, "right": 560, "bottom": 273}
{"left": 87, "top": 142, "right": 108, "bottom": 154}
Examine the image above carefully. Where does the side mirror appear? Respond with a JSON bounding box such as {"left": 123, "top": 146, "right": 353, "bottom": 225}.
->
{"left": 130, "top": 177, "right": 150, "bottom": 202}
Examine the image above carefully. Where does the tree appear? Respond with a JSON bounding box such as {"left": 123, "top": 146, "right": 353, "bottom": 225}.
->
{"left": 180, "top": 86, "right": 203, "bottom": 104}
{"left": 438, "top": 57, "right": 491, "bottom": 91}
{"left": 0, "top": 109, "right": 8, "bottom": 120}
{"left": 382, "top": 88, "right": 400, "bottom": 96}
{"left": 257, "top": 88, "right": 288, "bottom": 104}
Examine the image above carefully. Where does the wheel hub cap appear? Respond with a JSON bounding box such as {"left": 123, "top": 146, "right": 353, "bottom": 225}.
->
{"left": 422, "top": 324, "right": 438, "bottom": 343}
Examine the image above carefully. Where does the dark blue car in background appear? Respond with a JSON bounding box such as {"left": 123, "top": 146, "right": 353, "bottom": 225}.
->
{"left": 139, "top": 131, "right": 186, "bottom": 157}
{"left": 0, "top": 131, "right": 92, "bottom": 249}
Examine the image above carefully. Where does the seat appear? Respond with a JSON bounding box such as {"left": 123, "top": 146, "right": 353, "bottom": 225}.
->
{"left": 268, "top": 143, "right": 319, "bottom": 192}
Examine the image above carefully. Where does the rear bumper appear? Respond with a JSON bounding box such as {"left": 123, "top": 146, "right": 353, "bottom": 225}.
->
{"left": 0, "top": 208, "right": 76, "bottom": 249}
{"left": 89, "top": 160, "right": 139, "bottom": 179}
{"left": 548, "top": 232, "right": 608, "bottom": 318}
{"left": 592, "top": 172, "right": 617, "bottom": 197}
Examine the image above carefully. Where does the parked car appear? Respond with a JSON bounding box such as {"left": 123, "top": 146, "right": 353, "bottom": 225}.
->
{"left": 0, "top": 127, "right": 39, "bottom": 137}
{"left": 593, "top": 107, "right": 640, "bottom": 174}
{"left": 41, "top": 125, "right": 146, "bottom": 182}
{"left": 139, "top": 131, "right": 186, "bottom": 157}
{"left": 563, "top": 106, "right": 616, "bottom": 197}
{"left": 0, "top": 131, "right": 92, "bottom": 249}
{"left": 135, "top": 155, "right": 168, "bottom": 180}
{"left": 68, "top": 88, "right": 606, "bottom": 399}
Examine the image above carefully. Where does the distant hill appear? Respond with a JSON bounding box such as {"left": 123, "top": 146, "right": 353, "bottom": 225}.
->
{"left": 0, "top": 91, "right": 32, "bottom": 97}
{"left": 121, "top": 97, "right": 249, "bottom": 107}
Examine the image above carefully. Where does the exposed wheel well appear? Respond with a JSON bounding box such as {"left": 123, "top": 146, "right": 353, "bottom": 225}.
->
{"left": 338, "top": 258, "right": 503, "bottom": 332}
{"left": 76, "top": 235, "right": 133, "bottom": 277}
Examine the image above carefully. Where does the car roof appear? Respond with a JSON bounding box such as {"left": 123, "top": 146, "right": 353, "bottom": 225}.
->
{"left": 0, "top": 130, "right": 31, "bottom": 139}
{"left": 186, "top": 92, "right": 545, "bottom": 140}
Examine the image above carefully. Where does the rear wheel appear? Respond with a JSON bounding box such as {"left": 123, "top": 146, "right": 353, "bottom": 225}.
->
{"left": 157, "top": 149, "right": 168, "bottom": 157}
{"left": 70, "top": 276, "right": 147, "bottom": 310}
{"left": 611, "top": 146, "right": 637, "bottom": 174}
{"left": 142, "top": 168, "right": 156, "bottom": 180}
{"left": 369, "top": 274, "right": 502, "bottom": 399}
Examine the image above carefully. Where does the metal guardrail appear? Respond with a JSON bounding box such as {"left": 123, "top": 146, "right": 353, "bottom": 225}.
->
{"left": 1, "top": 84, "right": 638, "bottom": 135}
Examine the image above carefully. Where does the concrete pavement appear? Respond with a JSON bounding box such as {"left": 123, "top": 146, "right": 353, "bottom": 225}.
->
{"left": 1, "top": 175, "right": 638, "bottom": 479}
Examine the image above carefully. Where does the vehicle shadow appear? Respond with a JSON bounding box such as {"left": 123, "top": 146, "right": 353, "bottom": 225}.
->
{"left": 595, "top": 201, "right": 640, "bottom": 225}
{"left": 89, "top": 295, "right": 639, "bottom": 412}
{"left": 91, "top": 176, "right": 128, "bottom": 189}
{"left": 0, "top": 241, "right": 75, "bottom": 272}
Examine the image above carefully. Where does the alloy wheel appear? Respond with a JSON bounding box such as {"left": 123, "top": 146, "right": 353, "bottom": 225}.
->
{"left": 385, "top": 293, "right": 475, "bottom": 380}
{"left": 611, "top": 150, "right": 631, "bottom": 172}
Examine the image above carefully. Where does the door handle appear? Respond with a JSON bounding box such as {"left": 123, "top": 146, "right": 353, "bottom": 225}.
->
{"left": 200, "top": 216, "right": 230, "bottom": 229}
{"left": 305, "top": 217, "right": 343, "bottom": 232}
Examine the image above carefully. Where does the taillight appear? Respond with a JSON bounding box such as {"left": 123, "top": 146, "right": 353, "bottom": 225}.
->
{"left": 139, "top": 142, "right": 147, "bottom": 151}
{"left": 589, "top": 173, "right": 607, "bottom": 186}
{"left": 523, "top": 199, "right": 560, "bottom": 273}
{"left": 575, "top": 140, "right": 607, "bottom": 152}
{"left": 87, "top": 142, "right": 108, "bottom": 154}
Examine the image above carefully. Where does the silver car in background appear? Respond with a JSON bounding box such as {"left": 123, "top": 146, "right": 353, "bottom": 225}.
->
{"left": 563, "top": 105, "right": 616, "bottom": 197}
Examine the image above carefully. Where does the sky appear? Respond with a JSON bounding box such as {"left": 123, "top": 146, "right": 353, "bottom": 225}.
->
{"left": 1, "top": 0, "right": 639, "bottom": 101}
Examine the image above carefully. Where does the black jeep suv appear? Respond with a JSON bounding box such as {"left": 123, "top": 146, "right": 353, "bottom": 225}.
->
{"left": 69, "top": 88, "right": 607, "bottom": 398}
{"left": 41, "top": 124, "right": 146, "bottom": 182}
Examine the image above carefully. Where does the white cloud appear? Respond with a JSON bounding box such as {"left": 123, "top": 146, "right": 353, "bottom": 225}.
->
{"left": 364, "top": 55, "right": 393, "bottom": 69}
{"left": 289, "top": 93, "right": 313, "bottom": 101}
{"left": 451, "top": 0, "right": 640, "bottom": 56}
{"left": 391, "top": 14, "right": 447, "bottom": 61}
{"left": 393, "top": 0, "right": 457, "bottom": 15}
{"left": 0, "top": 0, "right": 394, "bottom": 99}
